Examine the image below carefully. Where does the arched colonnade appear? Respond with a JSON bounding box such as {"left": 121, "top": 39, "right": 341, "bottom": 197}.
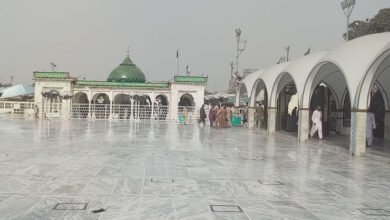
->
{"left": 71, "top": 91, "right": 171, "bottom": 120}
{"left": 236, "top": 33, "right": 390, "bottom": 156}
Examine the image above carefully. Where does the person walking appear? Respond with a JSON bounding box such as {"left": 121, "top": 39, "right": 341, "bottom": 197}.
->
{"left": 310, "top": 106, "right": 323, "bottom": 139}
{"left": 226, "top": 106, "right": 232, "bottom": 126}
{"left": 216, "top": 106, "right": 229, "bottom": 128}
{"left": 212, "top": 106, "right": 219, "bottom": 127}
{"left": 255, "top": 103, "right": 262, "bottom": 128}
{"left": 366, "top": 108, "right": 376, "bottom": 147}
{"left": 183, "top": 107, "right": 189, "bottom": 125}
{"left": 208, "top": 105, "right": 215, "bottom": 127}
{"left": 199, "top": 104, "right": 206, "bottom": 125}
{"left": 292, "top": 106, "right": 298, "bottom": 130}
{"left": 241, "top": 104, "right": 248, "bottom": 126}
{"left": 216, "top": 106, "right": 223, "bottom": 128}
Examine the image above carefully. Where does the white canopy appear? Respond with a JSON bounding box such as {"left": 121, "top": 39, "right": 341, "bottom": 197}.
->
{"left": 0, "top": 84, "right": 34, "bottom": 99}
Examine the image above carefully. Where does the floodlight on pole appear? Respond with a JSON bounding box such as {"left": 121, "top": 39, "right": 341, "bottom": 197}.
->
{"left": 50, "top": 62, "right": 57, "bottom": 72}
{"left": 341, "top": 0, "right": 356, "bottom": 41}
{"left": 235, "top": 28, "right": 247, "bottom": 76}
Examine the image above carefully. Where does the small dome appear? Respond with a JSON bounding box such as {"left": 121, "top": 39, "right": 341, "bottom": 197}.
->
{"left": 107, "top": 55, "right": 146, "bottom": 83}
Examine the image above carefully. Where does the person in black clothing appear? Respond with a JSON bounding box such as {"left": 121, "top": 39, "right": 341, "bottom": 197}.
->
{"left": 199, "top": 104, "right": 206, "bottom": 125}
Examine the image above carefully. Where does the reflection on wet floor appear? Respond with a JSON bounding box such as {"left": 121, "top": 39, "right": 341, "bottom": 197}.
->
{"left": 0, "top": 119, "right": 390, "bottom": 219}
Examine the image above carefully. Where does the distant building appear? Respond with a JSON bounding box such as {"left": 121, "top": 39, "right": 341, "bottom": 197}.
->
{"left": 33, "top": 54, "right": 207, "bottom": 120}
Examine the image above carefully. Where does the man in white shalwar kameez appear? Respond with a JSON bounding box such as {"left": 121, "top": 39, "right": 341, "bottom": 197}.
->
{"left": 366, "top": 109, "right": 376, "bottom": 147}
{"left": 310, "top": 106, "right": 323, "bottom": 139}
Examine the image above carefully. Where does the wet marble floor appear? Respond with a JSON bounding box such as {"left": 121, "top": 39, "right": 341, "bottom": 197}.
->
{"left": 0, "top": 119, "right": 390, "bottom": 219}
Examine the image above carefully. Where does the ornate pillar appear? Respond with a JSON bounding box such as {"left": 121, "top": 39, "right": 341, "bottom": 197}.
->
{"left": 267, "top": 107, "right": 277, "bottom": 135}
{"left": 150, "top": 96, "right": 155, "bottom": 121}
{"left": 109, "top": 100, "right": 113, "bottom": 120}
{"left": 298, "top": 108, "right": 310, "bottom": 142}
{"left": 130, "top": 97, "right": 134, "bottom": 120}
{"left": 108, "top": 92, "right": 113, "bottom": 120}
{"left": 385, "top": 111, "right": 390, "bottom": 142}
{"left": 88, "top": 100, "right": 92, "bottom": 119}
{"left": 349, "top": 110, "right": 367, "bottom": 156}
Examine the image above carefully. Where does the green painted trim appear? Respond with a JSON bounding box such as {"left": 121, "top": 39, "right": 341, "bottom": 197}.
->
{"left": 174, "top": 75, "right": 207, "bottom": 83}
{"left": 33, "top": 72, "right": 69, "bottom": 78}
{"left": 76, "top": 80, "right": 169, "bottom": 88}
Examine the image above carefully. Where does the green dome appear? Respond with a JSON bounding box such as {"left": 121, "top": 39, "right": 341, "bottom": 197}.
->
{"left": 107, "top": 55, "right": 146, "bottom": 83}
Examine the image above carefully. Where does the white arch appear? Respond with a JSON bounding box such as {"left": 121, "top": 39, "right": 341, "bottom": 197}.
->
{"left": 179, "top": 93, "right": 194, "bottom": 106}
{"left": 92, "top": 93, "right": 110, "bottom": 104}
{"left": 155, "top": 94, "right": 169, "bottom": 105}
{"left": 376, "top": 80, "right": 390, "bottom": 110}
{"left": 113, "top": 93, "right": 131, "bottom": 104}
{"left": 357, "top": 48, "right": 390, "bottom": 110}
{"left": 239, "top": 70, "right": 264, "bottom": 100}
{"left": 274, "top": 51, "right": 329, "bottom": 108}
{"left": 73, "top": 92, "right": 89, "bottom": 103}
{"left": 258, "top": 62, "right": 290, "bottom": 108}
{"left": 302, "top": 61, "right": 350, "bottom": 109}
{"left": 235, "top": 83, "right": 248, "bottom": 106}
{"left": 250, "top": 79, "right": 267, "bottom": 107}
{"left": 312, "top": 33, "right": 390, "bottom": 109}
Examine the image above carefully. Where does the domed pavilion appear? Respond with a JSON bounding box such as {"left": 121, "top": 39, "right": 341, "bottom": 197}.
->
{"left": 32, "top": 53, "right": 208, "bottom": 122}
{"left": 107, "top": 55, "right": 146, "bottom": 83}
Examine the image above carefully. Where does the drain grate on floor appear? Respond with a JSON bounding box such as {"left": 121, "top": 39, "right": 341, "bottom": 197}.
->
{"left": 358, "top": 208, "right": 390, "bottom": 216}
{"left": 53, "top": 203, "right": 88, "bottom": 210}
{"left": 258, "top": 180, "right": 284, "bottom": 185}
{"left": 150, "top": 178, "right": 175, "bottom": 183}
{"left": 210, "top": 205, "right": 243, "bottom": 213}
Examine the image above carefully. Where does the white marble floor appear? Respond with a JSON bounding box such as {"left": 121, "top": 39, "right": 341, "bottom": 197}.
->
{"left": 1, "top": 120, "right": 390, "bottom": 219}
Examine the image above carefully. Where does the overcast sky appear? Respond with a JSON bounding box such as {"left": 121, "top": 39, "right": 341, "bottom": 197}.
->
{"left": 0, "top": 0, "right": 388, "bottom": 91}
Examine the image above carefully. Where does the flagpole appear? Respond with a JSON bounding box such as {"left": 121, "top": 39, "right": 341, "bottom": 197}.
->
{"left": 176, "top": 49, "right": 179, "bottom": 75}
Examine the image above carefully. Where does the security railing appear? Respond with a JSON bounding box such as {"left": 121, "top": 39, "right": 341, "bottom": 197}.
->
{"left": 42, "top": 102, "right": 62, "bottom": 119}
{"left": 177, "top": 106, "right": 200, "bottom": 123}
{"left": 0, "top": 101, "right": 35, "bottom": 119}
{"left": 70, "top": 103, "right": 170, "bottom": 120}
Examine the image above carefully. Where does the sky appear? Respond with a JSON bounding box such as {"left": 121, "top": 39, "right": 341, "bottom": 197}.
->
{"left": 0, "top": 0, "right": 389, "bottom": 91}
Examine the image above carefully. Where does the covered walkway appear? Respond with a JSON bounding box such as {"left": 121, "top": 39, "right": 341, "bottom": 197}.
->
{"left": 237, "top": 32, "right": 390, "bottom": 156}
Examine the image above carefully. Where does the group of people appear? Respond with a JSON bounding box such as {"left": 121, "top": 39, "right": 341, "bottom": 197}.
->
{"left": 200, "top": 103, "right": 377, "bottom": 147}
{"left": 309, "top": 105, "right": 376, "bottom": 147}
{"left": 198, "top": 104, "right": 233, "bottom": 128}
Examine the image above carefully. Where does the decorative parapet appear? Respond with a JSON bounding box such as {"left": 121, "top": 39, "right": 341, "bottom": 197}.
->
{"left": 33, "top": 72, "right": 70, "bottom": 79}
{"left": 75, "top": 80, "right": 169, "bottom": 89}
{"left": 174, "top": 75, "right": 207, "bottom": 84}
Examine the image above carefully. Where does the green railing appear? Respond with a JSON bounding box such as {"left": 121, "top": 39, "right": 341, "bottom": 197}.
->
{"left": 75, "top": 80, "right": 169, "bottom": 88}
{"left": 174, "top": 75, "right": 207, "bottom": 83}
{"left": 33, "top": 72, "right": 69, "bottom": 79}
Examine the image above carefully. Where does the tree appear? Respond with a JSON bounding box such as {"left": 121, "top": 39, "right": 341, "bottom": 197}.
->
{"left": 343, "top": 8, "right": 390, "bottom": 40}
{"left": 368, "top": 8, "right": 390, "bottom": 33}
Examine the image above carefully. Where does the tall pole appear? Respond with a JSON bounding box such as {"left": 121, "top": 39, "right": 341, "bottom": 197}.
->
{"left": 285, "top": 46, "right": 290, "bottom": 62}
{"left": 176, "top": 49, "right": 179, "bottom": 75}
{"left": 341, "top": 0, "right": 356, "bottom": 41}
{"left": 235, "top": 28, "right": 247, "bottom": 76}
{"left": 236, "top": 31, "right": 240, "bottom": 74}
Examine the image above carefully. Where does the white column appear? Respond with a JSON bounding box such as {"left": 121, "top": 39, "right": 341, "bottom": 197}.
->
{"left": 267, "top": 107, "right": 277, "bottom": 135}
{"left": 298, "top": 108, "right": 310, "bottom": 142}
{"left": 130, "top": 98, "right": 134, "bottom": 120}
{"left": 385, "top": 111, "right": 390, "bottom": 142}
{"left": 150, "top": 96, "right": 155, "bottom": 121}
{"left": 109, "top": 100, "right": 113, "bottom": 120}
{"left": 349, "top": 110, "right": 366, "bottom": 156}
{"left": 88, "top": 101, "right": 92, "bottom": 119}
{"left": 61, "top": 99, "right": 66, "bottom": 119}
